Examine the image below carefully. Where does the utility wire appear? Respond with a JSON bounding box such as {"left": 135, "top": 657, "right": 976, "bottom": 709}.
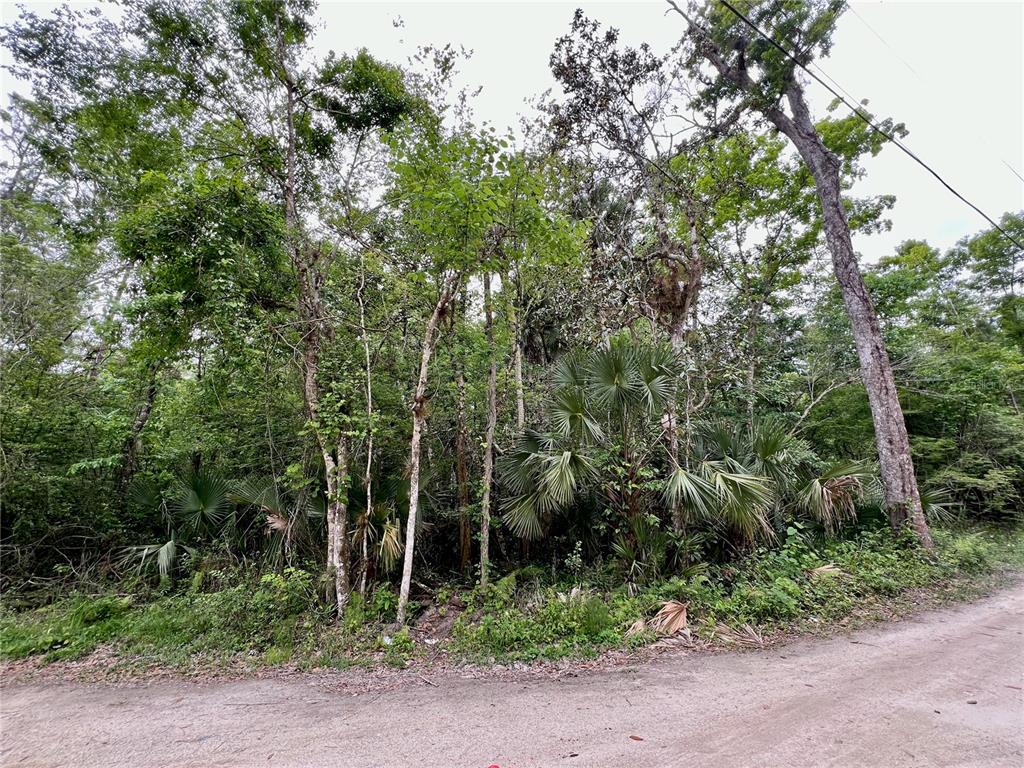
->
{"left": 842, "top": 2, "right": 918, "bottom": 77}
{"left": 715, "top": 0, "right": 1023, "bottom": 251}
{"left": 842, "top": 0, "right": 1024, "bottom": 185}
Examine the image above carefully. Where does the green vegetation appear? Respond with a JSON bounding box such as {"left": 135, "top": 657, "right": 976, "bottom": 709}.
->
{"left": 4, "top": 526, "right": 1020, "bottom": 670}
{"left": 1, "top": 1, "right": 1022, "bottom": 676}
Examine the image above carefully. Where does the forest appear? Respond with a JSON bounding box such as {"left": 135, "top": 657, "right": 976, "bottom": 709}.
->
{"left": 1, "top": 0, "right": 1023, "bottom": 668}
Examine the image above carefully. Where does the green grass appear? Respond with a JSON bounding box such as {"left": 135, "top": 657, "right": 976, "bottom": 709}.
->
{"left": 448, "top": 525, "right": 1024, "bottom": 661}
{"left": 2, "top": 526, "right": 1021, "bottom": 672}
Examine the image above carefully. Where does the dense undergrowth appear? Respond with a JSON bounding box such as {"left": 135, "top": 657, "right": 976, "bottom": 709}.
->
{"left": 2, "top": 524, "right": 1020, "bottom": 673}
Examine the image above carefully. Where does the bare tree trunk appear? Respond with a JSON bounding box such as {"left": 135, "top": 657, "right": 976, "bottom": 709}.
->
{"left": 324, "top": 434, "right": 350, "bottom": 617}
{"left": 397, "top": 273, "right": 461, "bottom": 624}
{"left": 117, "top": 371, "right": 158, "bottom": 493}
{"left": 766, "top": 84, "right": 933, "bottom": 548}
{"left": 509, "top": 296, "right": 526, "bottom": 431}
{"left": 479, "top": 272, "right": 498, "bottom": 587}
{"left": 455, "top": 369, "right": 471, "bottom": 573}
{"left": 357, "top": 252, "right": 374, "bottom": 596}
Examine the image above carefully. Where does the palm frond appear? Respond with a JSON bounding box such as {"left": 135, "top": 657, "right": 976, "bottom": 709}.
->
{"left": 502, "top": 493, "right": 545, "bottom": 540}
{"left": 541, "top": 450, "right": 591, "bottom": 507}
{"left": 586, "top": 343, "right": 640, "bottom": 412}
{"left": 120, "top": 534, "right": 193, "bottom": 579}
{"left": 378, "top": 519, "right": 402, "bottom": 572}
{"left": 920, "top": 485, "right": 960, "bottom": 526}
{"left": 664, "top": 466, "right": 716, "bottom": 518}
{"left": 550, "top": 389, "right": 603, "bottom": 443}
{"left": 552, "top": 352, "right": 588, "bottom": 390}
{"left": 634, "top": 344, "right": 680, "bottom": 415}
{"left": 126, "top": 477, "right": 163, "bottom": 512}
{"left": 231, "top": 476, "right": 284, "bottom": 516}
{"left": 798, "top": 460, "right": 874, "bottom": 533}
{"left": 171, "top": 470, "right": 231, "bottom": 535}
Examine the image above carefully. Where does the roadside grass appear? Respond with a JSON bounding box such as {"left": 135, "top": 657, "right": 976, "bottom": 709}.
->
{"left": 2, "top": 525, "right": 1021, "bottom": 673}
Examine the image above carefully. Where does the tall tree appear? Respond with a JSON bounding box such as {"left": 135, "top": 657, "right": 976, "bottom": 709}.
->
{"left": 389, "top": 129, "right": 503, "bottom": 622}
{"left": 669, "top": 0, "right": 933, "bottom": 547}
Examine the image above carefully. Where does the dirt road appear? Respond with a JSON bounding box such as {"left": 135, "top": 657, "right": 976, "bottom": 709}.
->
{"left": 2, "top": 587, "right": 1022, "bottom": 768}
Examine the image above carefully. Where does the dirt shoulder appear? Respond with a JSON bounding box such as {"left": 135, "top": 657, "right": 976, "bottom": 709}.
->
{"left": 3, "top": 584, "right": 1023, "bottom": 768}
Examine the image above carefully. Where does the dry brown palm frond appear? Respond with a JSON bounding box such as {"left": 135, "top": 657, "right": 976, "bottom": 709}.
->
{"left": 625, "top": 618, "right": 647, "bottom": 638}
{"left": 799, "top": 462, "right": 874, "bottom": 534}
{"left": 653, "top": 627, "right": 700, "bottom": 649}
{"left": 378, "top": 520, "right": 402, "bottom": 572}
{"left": 651, "top": 600, "right": 689, "bottom": 636}
{"left": 265, "top": 512, "right": 288, "bottom": 532}
{"left": 714, "top": 622, "right": 764, "bottom": 647}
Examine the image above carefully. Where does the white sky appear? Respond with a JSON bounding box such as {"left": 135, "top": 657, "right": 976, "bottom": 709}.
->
{"left": 3, "top": 0, "right": 1022, "bottom": 262}
{"left": 310, "top": 0, "right": 1024, "bottom": 261}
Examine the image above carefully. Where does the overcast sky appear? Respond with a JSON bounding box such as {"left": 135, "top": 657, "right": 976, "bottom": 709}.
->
{"left": 3, "top": 1, "right": 1021, "bottom": 262}
{"left": 310, "top": 0, "right": 1024, "bottom": 262}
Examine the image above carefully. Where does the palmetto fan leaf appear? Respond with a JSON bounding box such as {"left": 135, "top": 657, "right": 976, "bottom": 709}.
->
{"left": 378, "top": 518, "right": 402, "bottom": 572}
{"left": 171, "top": 470, "right": 231, "bottom": 535}
{"left": 635, "top": 343, "right": 680, "bottom": 415}
{"left": 552, "top": 352, "right": 588, "bottom": 391}
{"left": 666, "top": 459, "right": 774, "bottom": 542}
{"left": 798, "top": 460, "right": 874, "bottom": 533}
{"left": 586, "top": 342, "right": 641, "bottom": 412}
{"left": 664, "top": 466, "right": 717, "bottom": 519}
{"left": 541, "top": 450, "right": 593, "bottom": 507}
{"left": 551, "top": 388, "right": 603, "bottom": 443}
{"left": 120, "top": 534, "right": 194, "bottom": 579}
{"left": 503, "top": 492, "right": 545, "bottom": 540}
{"left": 126, "top": 477, "right": 163, "bottom": 513}
{"left": 498, "top": 431, "right": 551, "bottom": 496}
{"left": 231, "top": 476, "right": 284, "bottom": 515}
{"left": 127, "top": 476, "right": 171, "bottom": 529}
{"left": 231, "top": 476, "right": 286, "bottom": 531}
{"left": 499, "top": 432, "right": 593, "bottom": 540}
{"left": 698, "top": 421, "right": 745, "bottom": 461}
{"left": 710, "top": 464, "right": 775, "bottom": 541}
{"left": 748, "top": 418, "right": 799, "bottom": 490}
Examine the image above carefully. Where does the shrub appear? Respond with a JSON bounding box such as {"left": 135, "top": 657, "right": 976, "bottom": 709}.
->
{"left": 936, "top": 531, "right": 995, "bottom": 573}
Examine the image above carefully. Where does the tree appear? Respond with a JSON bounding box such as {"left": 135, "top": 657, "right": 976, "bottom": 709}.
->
{"left": 3, "top": 0, "right": 418, "bottom": 614}
{"left": 669, "top": 0, "right": 933, "bottom": 547}
{"left": 389, "top": 129, "right": 504, "bottom": 623}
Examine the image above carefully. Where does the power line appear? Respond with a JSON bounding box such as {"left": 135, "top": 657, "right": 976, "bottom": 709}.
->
{"left": 842, "top": 2, "right": 918, "bottom": 78}
{"left": 841, "top": 0, "right": 1024, "bottom": 185}
{"left": 715, "top": 0, "right": 1024, "bottom": 251}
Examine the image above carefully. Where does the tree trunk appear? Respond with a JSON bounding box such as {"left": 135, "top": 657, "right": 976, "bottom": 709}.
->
{"left": 509, "top": 297, "right": 526, "bottom": 431}
{"left": 743, "top": 302, "right": 763, "bottom": 432}
{"left": 324, "top": 434, "right": 350, "bottom": 617}
{"left": 357, "top": 251, "right": 374, "bottom": 596}
{"left": 674, "top": 13, "right": 933, "bottom": 547}
{"left": 455, "top": 369, "right": 471, "bottom": 573}
{"left": 479, "top": 272, "right": 498, "bottom": 587}
{"left": 397, "top": 273, "right": 461, "bottom": 624}
{"left": 117, "top": 372, "right": 158, "bottom": 493}
{"left": 664, "top": 209, "right": 698, "bottom": 533}
{"left": 767, "top": 83, "right": 933, "bottom": 548}
{"left": 280, "top": 49, "right": 362, "bottom": 603}
{"left": 666, "top": 324, "right": 686, "bottom": 533}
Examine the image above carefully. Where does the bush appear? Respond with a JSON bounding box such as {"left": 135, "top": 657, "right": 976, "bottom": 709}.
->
{"left": 935, "top": 531, "right": 995, "bottom": 573}
{"left": 451, "top": 525, "right": 1020, "bottom": 661}
{"left": 1, "top": 526, "right": 1020, "bottom": 669}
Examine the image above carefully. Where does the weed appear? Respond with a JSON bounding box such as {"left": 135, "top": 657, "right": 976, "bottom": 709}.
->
{"left": 2, "top": 526, "right": 1020, "bottom": 670}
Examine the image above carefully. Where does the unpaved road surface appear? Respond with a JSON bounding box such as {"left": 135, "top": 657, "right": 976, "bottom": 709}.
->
{"left": 2, "top": 588, "right": 1023, "bottom": 768}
